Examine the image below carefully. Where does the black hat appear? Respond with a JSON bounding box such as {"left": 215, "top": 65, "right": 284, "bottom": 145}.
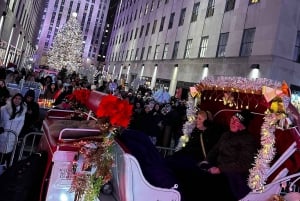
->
{"left": 25, "top": 89, "right": 35, "bottom": 98}
{"left": 234, "top": 109, "right": 254, "bottom": 127}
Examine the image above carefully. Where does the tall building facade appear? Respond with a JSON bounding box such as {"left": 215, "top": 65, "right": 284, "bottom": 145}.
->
{"left": 36, "top": 0, "right": 111, "bottom": 68}
{"left": 0, "top": 0, "right": 46, "bottom": 68}
{"left": 98, "top": 0, "right": 119, "bottom": 64}
{"left": 105, "top": 0, "right": 300, "bottom": 95}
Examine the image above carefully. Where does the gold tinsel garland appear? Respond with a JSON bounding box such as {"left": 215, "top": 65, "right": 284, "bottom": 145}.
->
{"left": 69, "top": 125, "right": 117, "bottom": 201}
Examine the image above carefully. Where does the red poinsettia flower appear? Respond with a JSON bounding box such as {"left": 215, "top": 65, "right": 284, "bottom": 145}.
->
{"left": 66, "top": 89, "right": 91, "bottom": 106}
{"left": 96, "top": 95, "right": 133, "bottom": 128}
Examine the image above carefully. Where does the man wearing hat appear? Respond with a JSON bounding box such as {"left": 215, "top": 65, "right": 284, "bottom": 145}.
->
{"left": 179, "top": 109, "right": 258, "bottom": 201}
{"left": 201, "top": 109, "right": 258, "bottom": 200}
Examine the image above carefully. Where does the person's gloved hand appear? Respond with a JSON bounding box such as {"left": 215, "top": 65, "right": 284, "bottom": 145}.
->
{"left": 0, "top": 127, "right": 4, "bottom": 134}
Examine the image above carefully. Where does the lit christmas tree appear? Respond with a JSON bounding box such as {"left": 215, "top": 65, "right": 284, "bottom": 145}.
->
{"left": 47, "top": 12, "right": 84, "bottom": 72}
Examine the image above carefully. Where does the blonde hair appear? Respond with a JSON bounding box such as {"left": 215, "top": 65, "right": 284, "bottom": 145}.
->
{"left": 197, "top": 110, "right": 213, "bottom": 121}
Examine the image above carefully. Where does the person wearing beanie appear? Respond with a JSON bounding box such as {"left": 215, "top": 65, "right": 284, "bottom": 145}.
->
{"left": 180, "top": 109, "right": 258, "bottom": 201}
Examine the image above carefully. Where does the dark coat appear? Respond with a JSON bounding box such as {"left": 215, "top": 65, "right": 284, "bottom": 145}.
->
{"left": 0, "top": 87, "right": 10, "bottom": 107}
{"left": 175, "top": 126, "right": 222, "bottom": 162}
{"left": 206, "top": 129, "right": 258, "bottom": 199}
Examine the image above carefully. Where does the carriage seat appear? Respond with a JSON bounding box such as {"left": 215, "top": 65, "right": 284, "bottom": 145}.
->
{"left": 41, "top": 90, "right": 107, "bottom": 153}
{"left": 111, "top": 129, "right": 181, "bottom": 201}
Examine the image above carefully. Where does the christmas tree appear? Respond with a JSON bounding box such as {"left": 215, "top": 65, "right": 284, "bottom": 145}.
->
{"left": 47, "top": 12, "right": 84, "bottom": 72}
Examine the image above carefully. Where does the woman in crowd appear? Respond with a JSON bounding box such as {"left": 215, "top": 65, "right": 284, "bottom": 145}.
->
{"left": 0, "top": 93, "right": 26, "bottom": 166}
{"left": 20, "top": 89, "right": 40, "bottom": 138}
{"left": 44, "top": 82, "right": 59, "bottom": 99}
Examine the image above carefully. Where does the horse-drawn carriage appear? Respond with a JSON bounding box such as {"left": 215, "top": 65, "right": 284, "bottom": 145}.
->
{"left": 17, "top": 76, "right": 300, "bottom": 201}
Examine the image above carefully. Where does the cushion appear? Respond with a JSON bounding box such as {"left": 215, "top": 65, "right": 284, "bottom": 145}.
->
{"left": 118, "top": 129, "right": 179, "bottom": 189}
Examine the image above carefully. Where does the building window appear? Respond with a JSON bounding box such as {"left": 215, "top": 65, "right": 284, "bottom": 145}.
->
{"left": 159, "top": 16, "right": 165, "bottom": 32}
{"left": 184, "top": 39, "right": 193, "bottom": 59}
{"left": 134, "top": 28, "right": 139, "bottom": 39}
{"left": 140, "top": 25, "right": 144, "bottom": 38}
{"left": 172, "top": 41, "right": 180, "bottom": 59}
{"left": 162, "top": 43, "right": 169, "bottom": 60}
{"left": 130, "top": 29, "right": 133, "bottom": 40}
{"left": 240, "top": 28, "right": 256, "bottom": 56}
{"left": 146, "top": 46, "right": 152, "bottom": 60}
{"left": 191, "top": 2, "right": 200, "bottom": 22}
{"left": 199, "top": 36, "right": 209, "bottom": 58}
{"left": 152, "top": 20, "right": 157, "bottom": 34}
{"left": 178, "top": 8, "right": 186, "bottom": 26}
{"left": 294, "top": 31, "right": 300, "bottom": 63}
{"left": 130, "top": 49, "right": 134, "bottom": 60}
{"left": 225, "top": 0, "right": 235, "bottom": 12}
{"left": 135, "top": 48, "right": 139, "bottom": 60}
{"left": 206, "top": 0, "right": 215, "bottom": 18}
{"left": 145, "top": 3, "right": 149, "bottom": 15}
{"left": 126, "top": 50, "right": 129, "bottom": 61}
{"left": 168, "top": 12, "right": 175, "bottom": 29}
{"left": 157, "top": 0, "right": 162, "bottom": 8}
{"left": 216, "top": 33, "right": 229, "bottom": 57}
{"left": 140, "top": 47, "right": 145, "bottom": 60}
{"left": 249, "top": 0, "right": 260, "bottom": 4}
{"left": 145, "top": 23, "right": 150, "bottom": 36}
{"left": 150, "top": 1, "right": 154, "bottom": 11}
{"left": 154, "top": 45, "right": 160, "bottom": 60}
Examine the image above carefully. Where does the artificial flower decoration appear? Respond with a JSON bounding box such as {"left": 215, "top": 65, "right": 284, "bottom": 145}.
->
{"left": 281, "top": 80, "right": 290, "bottom": 96}
{"left": 69, "top": 94, "right": 133, "bottom": 201}
{"left": 96, "top": 94, "right": 133, "bottom": 128}
{"left": 67, "top": 88, "right": 91, "bottom": 106}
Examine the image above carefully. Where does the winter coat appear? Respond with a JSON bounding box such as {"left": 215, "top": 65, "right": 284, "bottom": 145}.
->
{"left": 176, "top": 126, "right": 222, "bottom": 162}
{"left": 0, "top": 100, "right": 27, "bottom": 153}
{"left": 206, "top": 129, "right": 258, "bottom": 199}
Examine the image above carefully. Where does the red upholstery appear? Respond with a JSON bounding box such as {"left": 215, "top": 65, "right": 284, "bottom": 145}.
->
{"left": 40, "top": 90, "right": 107, "bottom": 151}
{"left": 86, "top": 91, "right": 107, "bottom": 114}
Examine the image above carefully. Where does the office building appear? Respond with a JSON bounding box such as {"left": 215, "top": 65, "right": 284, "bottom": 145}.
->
{"left": 36, "top": 0, "right": 111, "bottom": 68}
{"left": 0, "top": 0, "right": 46, "bottom": 68}
{"left": 105, "top": 0, "right": 300, "bottom": 95}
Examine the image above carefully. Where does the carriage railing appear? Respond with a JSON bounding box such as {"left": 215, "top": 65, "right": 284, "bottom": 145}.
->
{"left": 18, "top": 131, "right": 43, "bottom": 161}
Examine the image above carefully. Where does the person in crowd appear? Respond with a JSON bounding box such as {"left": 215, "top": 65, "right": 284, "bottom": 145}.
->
{"left": 0, "top": 93, "right": 26, "bottom": 166}
{"left": 180, "top": 109, "right": 258, "bottom": 201}
{"left": 0, "top": 60, "right": 6, "bottom": 80}
{"left": 108, "top": 79, "right": 118, "bottom": 94}
{"left": 53, "top": 85, "right": 73, "bottom": 107}
{"left": 165, "top": 110, "right": 222, "bottom": 179}
{"left": 161, "top": 103, "right": 182, "bottom": 147}
{"left": 137, "top": 104, "right": 160, "bottom": 144}
{"left": 151, "top": 103, "right": 165, "bottom": 146}
{"left": 44, "top": 82, "right": 59, "bottom": 99}
{"left": 19, "top": 90, "right": 40, "bottom": 138}
{"left": 0, "top": 79, "right": 10, "bottom": 107}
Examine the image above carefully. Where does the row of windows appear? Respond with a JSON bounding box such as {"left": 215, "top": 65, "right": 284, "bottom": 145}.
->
{"left": 108, "top": 28, "right": 256, "bottom": 62}
{"left": 113, "top": 0, "right": 260, "bottom": 31}
{"left": 110, "top": 0, "right": 261, "bottom": 47}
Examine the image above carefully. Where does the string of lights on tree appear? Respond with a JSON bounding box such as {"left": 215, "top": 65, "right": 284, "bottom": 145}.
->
{"left": 47, "top": 12, "right": 84, "bottom": 72}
